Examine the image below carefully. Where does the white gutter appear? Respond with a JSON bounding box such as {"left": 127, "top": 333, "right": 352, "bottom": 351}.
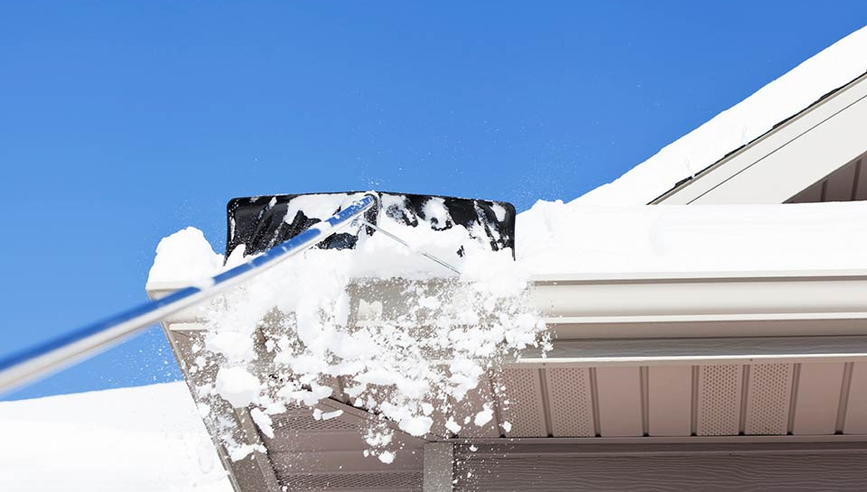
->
{"left": 148, "top": 269, "right": 867, "bottom": 339}
{"left": 534, "top": 270, "right": 867, "bottom": 339}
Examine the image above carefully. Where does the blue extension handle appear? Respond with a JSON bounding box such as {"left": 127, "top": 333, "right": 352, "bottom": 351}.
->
{"left": 0, "top": 194, "right": 377, "bottom": 395}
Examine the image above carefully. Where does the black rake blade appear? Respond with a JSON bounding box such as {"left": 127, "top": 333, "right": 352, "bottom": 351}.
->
{"left": 225, "top": 191, "right": 516, "bottom": 260}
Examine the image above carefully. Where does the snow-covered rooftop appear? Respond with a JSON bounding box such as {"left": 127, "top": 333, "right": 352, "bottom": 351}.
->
{"left": 0, "top": 382, "right": 232, "bottom": 492}
{"left": 575, "top": 25, "right": 867, "bottom": 207}
{"left": 516, "top": 200, "right": 867, "bottom": 276}
{"left": 148, "top": 200, "right": 867, "bottom": 283}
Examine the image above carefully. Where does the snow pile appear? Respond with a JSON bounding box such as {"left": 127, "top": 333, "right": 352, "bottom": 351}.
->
{"left": 0, "top": 383, "right": 231, "bottom": 492}
{"left": 577, "top": 25, "right": 867, "bottom": 206}
{"left": 518, "top": 200, "right": 867, "bottom": 274}
{"left": 149, "top": 201, "right": 547, "bottom": 463}
{"left": 148, "top": 227, "right": 224, "bottom": 284}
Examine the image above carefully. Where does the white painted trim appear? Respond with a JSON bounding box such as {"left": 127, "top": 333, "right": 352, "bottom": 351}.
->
{"left": 656, "top": 72, "right": 867, "bottom": 204}
{"left": 531, "top": 269, "right": 867, "bottom": 282}
{"left": 533, "top": 272, "right": 867, "bottom": 339}
{"left": 150, "top": 271, "right": 867, "bottom": 337}
{"left": 511, "top": 336, "right": 867, "bottom": 368}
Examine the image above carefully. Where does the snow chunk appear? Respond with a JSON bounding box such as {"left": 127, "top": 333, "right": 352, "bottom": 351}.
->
{"left": 215, "top": 367, "right": 260, "bottom": 408}
{"left": 208, "top": 331, "right": 255, "bottom": 363}
{"left": 474, "top": 405, "right": 493, "bottom": 427}
{"left": 250, "top": 408, "right": 274, "bottom": 439}
{"left": 445, "top": 417, "right": 462, "bottom": 434}
{"left": 147, "top": 227, "right": 223, "bottom": 283}
{"left": 378, "top": 451, "right": 395, "bottom": 464}
{"left": 228, "top": 443, "right": 266, "bottom": 462}
{"left": 399, "top": 416, "right": 433, "bottom": 437}
{"left": 313, "top": 408, "right": 344, "bottom": 421}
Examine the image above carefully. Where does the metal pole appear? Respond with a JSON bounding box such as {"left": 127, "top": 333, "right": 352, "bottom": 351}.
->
{"left": 0, "top": 194, "right": 377, "bottom": 395}
{"left": 359, "top": 219, "right": 461, "bottom": 275}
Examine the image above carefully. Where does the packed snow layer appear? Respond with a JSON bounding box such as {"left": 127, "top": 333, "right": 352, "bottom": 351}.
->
{"left": 0, "top": 382, "right": 232, "bottom": 492}
{"left": 517, "top": 200, "right": 867, "bottom": 275}
{"left": 576, "top": 25, "right": 867, "bottom": 206}
{"left": 147, "top": 206, "right": 507, "bottom": 284}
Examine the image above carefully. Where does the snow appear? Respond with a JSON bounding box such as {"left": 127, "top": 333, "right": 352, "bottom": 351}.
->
{"left": 250, "top": 407, "right": 274, "bottom": 438}
{"left": 147, "top": 227, "right": 224, "bottom": 284}
{"left": 320, "top": 409, "right": 344, "bottom": 420}
{"left": 283, "top": 193, "right": 366, "bottom": 222}
{"left": 215, "top": 366, "right": 261, "bottom": 408}
{"left": 0, "top": 382, "right": 231, "bottom": 492}
{"left": 150, "top": 199, "right": 867, "bottom": 287}
{"left": 378, "top": 451, "right": 395, "bottom": 464}
{"left": 576, "top": 25, "right": 867, "bottom": 207}
{"left": 473, "top": 405, "right": 494, "bottom": 427}
{"left": 148, "top": 197, "right": 548, "bottom": 460}
{"left": 398, "top": 415, "right": 433, "bottom": 437}
{"left": 188, "top": 246, "right": 546, "bottom": 456}
{"left": 517, "top": 200, "right": 867, "bottom": 275}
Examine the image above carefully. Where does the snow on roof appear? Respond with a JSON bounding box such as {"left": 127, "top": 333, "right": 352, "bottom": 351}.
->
{"left": 0, "top": 382, "right": 232, "bottom": 492}
{"left": 574, "top": 25, "right": 867, "bottom": 207}
{"left": 516, "top": 200, "right": 867, "bottom": 276}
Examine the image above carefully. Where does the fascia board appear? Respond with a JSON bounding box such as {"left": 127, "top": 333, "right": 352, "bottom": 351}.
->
{"left": 533, "top": 272, "right": 867, "bottom": 320}
{"left": 149, "top": 271, "right": 867, "bottom": 337}
{"left": 509, "top": 335, "right": 867, "bottom": 368}
{"left": 655, "top": 72, "right": 867, "bottom": 204}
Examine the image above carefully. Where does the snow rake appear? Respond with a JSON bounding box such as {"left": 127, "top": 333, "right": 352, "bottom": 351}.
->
{"left": 0, "top": 191, "right": 515, "bottom": 394}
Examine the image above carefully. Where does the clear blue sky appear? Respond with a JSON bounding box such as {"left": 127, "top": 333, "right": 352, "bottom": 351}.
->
{"left": 2, "top": 1, "right": 865, "bottom": 400}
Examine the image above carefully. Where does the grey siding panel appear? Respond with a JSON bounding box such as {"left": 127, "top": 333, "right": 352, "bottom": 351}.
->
{"left": 455, "top": 452, "right": 867, "bottom": 491}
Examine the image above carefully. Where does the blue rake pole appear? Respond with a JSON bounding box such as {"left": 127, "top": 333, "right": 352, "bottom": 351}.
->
{"left": 0, "top": 194, "right": 377, "bottom": 395}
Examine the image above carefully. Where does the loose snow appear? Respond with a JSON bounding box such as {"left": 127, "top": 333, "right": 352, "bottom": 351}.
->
{"left": 214, "top": 366, "right": 261, "bottom": 408}
{"left": 0, "top": 382, "right": 232, "bottom": 492}
{"left": 148, "top": 198, "right": 548, "bottom": 461}
{"left": 250, "top": 407, "right": 274, "bottom": 438}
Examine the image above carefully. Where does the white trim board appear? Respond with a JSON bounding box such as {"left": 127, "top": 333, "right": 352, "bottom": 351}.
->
{"left": 149, "top": 270, "right": 867, "bottom": 337}
{"left": 511, "top": 336, "right": 867, "bottom": 368}
{"left": 655, "top": 72, "right": 867, "bottom": 204}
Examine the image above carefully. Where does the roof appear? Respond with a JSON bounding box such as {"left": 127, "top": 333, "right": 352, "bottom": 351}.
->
{"left": 0, "top": 382, "right": 232, "bottom": 491}
{"left": 516, "top": 200, "right": 867, "bottom": 276}
{"left": 573, "top": 25, "right": 867, "bottom": 207}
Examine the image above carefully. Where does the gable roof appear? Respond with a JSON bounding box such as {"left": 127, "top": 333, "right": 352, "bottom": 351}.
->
{"left": 654, "top": 70, "right": 867, "bottom": 204}
{"left": 574, "top": 25, "right": 867, "bottom": 207}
